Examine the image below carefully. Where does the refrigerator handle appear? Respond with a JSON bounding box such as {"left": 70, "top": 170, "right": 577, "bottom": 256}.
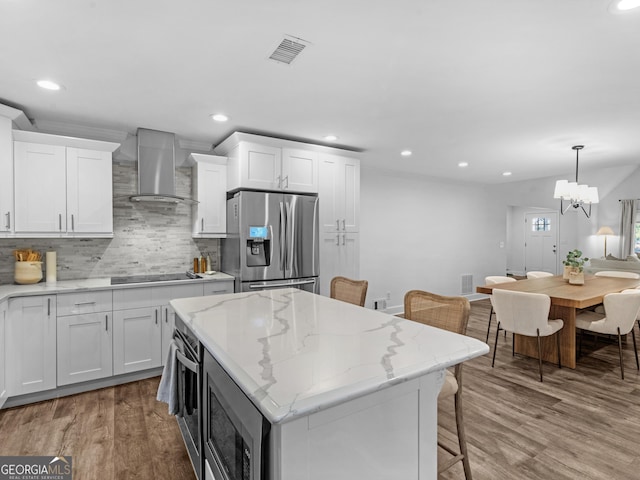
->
{"left": 279, "top": 201, "right": 286, "bottom": 272}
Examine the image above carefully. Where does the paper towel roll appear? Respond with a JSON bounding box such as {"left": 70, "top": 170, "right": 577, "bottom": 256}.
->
{"left": 46, "top": 251, "right": 57, "bottom": 284}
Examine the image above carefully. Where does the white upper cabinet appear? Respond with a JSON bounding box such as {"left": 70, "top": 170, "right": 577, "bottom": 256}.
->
{"left": 217, "top": 133, "right": 318, "bottom": 193}
{"left": 282, "top": 148, "right": 319, "bottom": 192}
{"left": 0, "top": 116, "right": 14, "bottom": 236}
{"left": 190, "top": 153, "right": 227, "bottom": 237}
{"left": 319, "top": 154, "right": 360, "bottom": 233}
{"left": 66, "top": 147, "right": 113, "bottom": 234}
{"left": 12, "top": 130, "right": 119, "bottom": 237}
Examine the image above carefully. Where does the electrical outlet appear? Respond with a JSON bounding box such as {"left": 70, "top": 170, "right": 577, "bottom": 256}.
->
{"left": 373, "top": 298, "right": 387, "bottom": 310}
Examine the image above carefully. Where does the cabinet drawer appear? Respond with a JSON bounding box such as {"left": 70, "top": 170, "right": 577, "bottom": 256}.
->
{"left": 203, "top": 280, "right": 234, "bottom": 296}
{"left": 57, "top": 290, "right": 113, "bottom": 316}
{"left": 113, "top": 287, "right": 154, "bottom": 310}
{"left": 152, "top": 283, "right": 204, "bottom": 305}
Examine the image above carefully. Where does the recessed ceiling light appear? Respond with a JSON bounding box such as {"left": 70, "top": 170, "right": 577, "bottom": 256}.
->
{"left": 401, "top": 150, "right": 412, "bottom": 157}
{"left": 324, "top": 135, "right": 338, "bottom": 142}
{"left": 211, "top": 114, "right": 229, "bottom": 122}
{"left": 502, "top": 171, "right": 512, "bottom": 176}
{"left": 616, "top": 0, "right": 640, "bottom": 10}
{"left": 37, "top": 79, "right": 61, "bottom": 91}
{"left": 458, "top": 162, "right": 469, "bottom": 168}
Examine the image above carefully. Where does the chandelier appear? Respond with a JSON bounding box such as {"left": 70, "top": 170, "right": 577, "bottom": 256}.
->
{"left": 553, "top": 145, "right": 599, "bottom": 218}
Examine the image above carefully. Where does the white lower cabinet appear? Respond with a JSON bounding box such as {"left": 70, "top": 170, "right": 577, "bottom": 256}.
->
{"left": 57, "top": 312, "right": 113, "bottom": 385}
{"left": 152, "top": 283, "right": 204, "bottom": 365}
{"left": 0, "top": 301, "right": 7, "bottom": 408}
{"left": 112, "top": 307, "right": 162, "bottom": 375}
{"left": 6, "top": 295, "right": 57, "bottom": 395}
{"left": 319, "top": 232, "right": 360, "bottom": 296}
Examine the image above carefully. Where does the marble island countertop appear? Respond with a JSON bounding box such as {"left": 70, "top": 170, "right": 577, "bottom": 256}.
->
{"left": 0, "top": 271, "right": 234, "bottom": 303}
{"left": 171, "top": 288, "right": 489, "bottom": 424}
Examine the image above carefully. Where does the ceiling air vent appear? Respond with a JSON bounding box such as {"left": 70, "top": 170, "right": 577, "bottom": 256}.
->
{"left": 268, "top": 35, "right": 310, "bottom": 65}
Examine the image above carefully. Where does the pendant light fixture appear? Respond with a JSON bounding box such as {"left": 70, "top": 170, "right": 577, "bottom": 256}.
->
{"left": 553, "top": 145, "right": 599, "bottom": 218}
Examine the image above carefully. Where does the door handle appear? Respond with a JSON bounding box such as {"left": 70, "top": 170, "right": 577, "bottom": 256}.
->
{"left": 283, "top": 176, "right": 289, "bottom": 189}
{"left": 276, "top": 175, "right": 282, "bottom": 189}
{"left": 342, "top": 233, "right": 346, "bottom": 245}
{"left": 5, "top": 211, "right": 9, "bottom": 230}
{"left": 59, "top": 214, "right": 62, "bottom": 231}
{"left": 201, "top": 218, "right": 204, "bottom": 232}
{"left": 155, "top": 309, "right": 158, "bottom": 325}
{"left": 165, "top": 307, "right": 169, "bottom": 323}
{"left": 105, "top": 314, "right": 109, "bottom": 332}
{"left": 336, "top": 219, "right": 340, "bottom": 230}
{"left": 336, "top": 234, "right": 340, "bottom": 246}
{"left": 280, "top": 202, "right": 286, "bottom": 271}
{"left": 47, "top": 298, "right": 51, "bottom": 316}
{"left": 342, "top": 219, "right": 346, "bottom": 230}
{"left": 71, "top": 214, "right": 75, "bottom": 231}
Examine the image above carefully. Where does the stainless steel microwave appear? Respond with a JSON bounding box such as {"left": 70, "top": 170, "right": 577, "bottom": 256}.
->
{"left": 202, "top": 349, "right": 271, "bottom": 480}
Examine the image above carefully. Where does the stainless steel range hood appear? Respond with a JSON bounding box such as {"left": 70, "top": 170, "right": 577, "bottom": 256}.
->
{"left": 130, "top": 128, "right": 196, "bottom": 204}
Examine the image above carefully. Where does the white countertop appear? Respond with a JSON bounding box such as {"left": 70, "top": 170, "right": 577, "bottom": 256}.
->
{"left": 171, "top": 288, "right": 489, "bottom": 424}
{"left": 0, "top": 272, "right": 234, "bottom": 303}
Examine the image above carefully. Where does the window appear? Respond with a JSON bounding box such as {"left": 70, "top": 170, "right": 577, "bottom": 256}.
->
{"left": 635, "top": 214, "right": 640, "bottom": 254}
{"left": 531, "top": 217, "right": 551, "bottom": 232}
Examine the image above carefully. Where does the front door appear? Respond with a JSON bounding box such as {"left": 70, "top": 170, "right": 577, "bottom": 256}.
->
{"left": 525, "top": 212, "right": 559, "bottom": 274}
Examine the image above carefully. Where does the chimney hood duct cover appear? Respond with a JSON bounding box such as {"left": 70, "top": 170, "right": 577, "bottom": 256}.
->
{"left": 130, "top": 128, "right": 196, "bottom": 204}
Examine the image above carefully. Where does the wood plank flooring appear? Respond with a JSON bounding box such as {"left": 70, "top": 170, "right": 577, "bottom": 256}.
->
{"left": 0, "top": 377, "right": 194, "bottom": 480}
{"left": 1, "top": 299, "right": 640, "bottom": 479}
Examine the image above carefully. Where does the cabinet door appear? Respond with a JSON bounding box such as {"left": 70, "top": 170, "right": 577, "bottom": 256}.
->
{"left": 193, "top": 160, "right": 227, "bottom": 235}
{"left": 282, "top": 148, "right": 318, "bottom": 193}
{"left": 0, "top": 301, "right": 6, "bottom": 408}
{"left": 319, "top": 154, "right": 342, "bottom": 233}
{"left": 340, "top": 157, "right": 360, "bottom": 233}
{"left": 6, "top": 295, "right": 57, "bottom": 395}
{"left": 57, "top": 312, "right": 113, "bottom": 385}
{"left": 240, "top": 143, "right": 281, "bottom": 190}
{"left": 66, "top": 147, "right": 113, "bottom": 234}
{"left": 319, "top": 233, "right": 360, "bottom": 297}
{"left": 14, "top": 142, "right": 67, "bottom": 233}
{"left": 113, "top": 307, "right": 162, "bottom": 374}
{"left": 161, "top": 305, "right": 175, "bottom": 367}
{"left": 0, "top": 117, "right": 13, "bottom": 235}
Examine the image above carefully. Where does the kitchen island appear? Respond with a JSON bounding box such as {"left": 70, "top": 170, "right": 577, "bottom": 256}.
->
{"left": 171, "top": 288, "right": 488, "bottom": 480}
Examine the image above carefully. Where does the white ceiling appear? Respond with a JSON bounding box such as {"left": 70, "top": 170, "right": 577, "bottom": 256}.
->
{"left": 2, "top": 0, "right": 640, "bottom": 184}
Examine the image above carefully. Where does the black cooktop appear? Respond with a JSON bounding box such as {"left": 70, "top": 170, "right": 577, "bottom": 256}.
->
{"left": 110, "top": 272, "right": 199, "bottom": 285}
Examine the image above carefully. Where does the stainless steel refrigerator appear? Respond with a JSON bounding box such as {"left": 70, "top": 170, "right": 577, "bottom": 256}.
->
{"left": 222, "top": 191, "right": 319, "bottom": 293}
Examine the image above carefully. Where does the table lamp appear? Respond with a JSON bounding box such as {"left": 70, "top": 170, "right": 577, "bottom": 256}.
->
{"left": 596, "top": 226, "right": 614, "bottom": 257}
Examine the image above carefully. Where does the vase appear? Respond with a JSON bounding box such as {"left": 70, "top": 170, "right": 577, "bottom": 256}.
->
{"left": 563, "top": 265, "right": 574, "bottom": 280}
{"left": 569, "top": 271, "right": 585, "bottom": 285}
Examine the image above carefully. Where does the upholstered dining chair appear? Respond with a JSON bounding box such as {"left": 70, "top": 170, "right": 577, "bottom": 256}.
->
{"left": 490, "top": 289, "right": 564, "bottom": 382}
{"left": 330, "top": 276, "right": 368, "bottom": 307}
{"left": 576, "top": 290, "right": 640, "bottom": 379}
{"left": 526, "top": 271, "right": 554, "bottom": 279}
{"left": 594, "top": 270, "right": 640, "bottom": 279}
{"left": 403, "top": 290, "right": 473, "bottom": 480}
{"left": 484, "top": 276, "right": 517, "bottom": 343}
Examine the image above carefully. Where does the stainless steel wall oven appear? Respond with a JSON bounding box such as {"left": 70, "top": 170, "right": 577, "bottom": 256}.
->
{"left": 174, "top": 316, "right": 203, "bottom": 480}
{"left": 203, "top": 349, "right": 270, "bottom": 480}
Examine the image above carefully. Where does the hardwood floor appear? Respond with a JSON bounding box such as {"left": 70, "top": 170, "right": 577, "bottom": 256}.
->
{"left": 439, "top": 299, "right": 640, "bottom": 480}
{"left": 0, "top": 377, "right": 194, "bottom": 480}
{"left": 2, "top": 299, "right": 640, "bottom": 479}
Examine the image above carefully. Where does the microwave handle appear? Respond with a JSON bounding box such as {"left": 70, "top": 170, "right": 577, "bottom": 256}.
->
{"left": 176, "top": 350, "right": 198, "bottom": 373}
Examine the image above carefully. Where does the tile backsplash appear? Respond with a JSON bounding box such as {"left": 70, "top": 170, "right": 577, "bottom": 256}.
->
{"left": 0, "top": 162, "right": 220, "bottom": 285}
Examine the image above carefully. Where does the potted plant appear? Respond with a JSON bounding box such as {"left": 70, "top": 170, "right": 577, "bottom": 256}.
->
{"left": 563, "top": 249, "right": 589, "bottom": 284}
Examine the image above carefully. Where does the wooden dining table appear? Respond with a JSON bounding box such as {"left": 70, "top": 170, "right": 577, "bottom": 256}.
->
{"left": 476, "top": 275, "right": 640, "bottom": 368}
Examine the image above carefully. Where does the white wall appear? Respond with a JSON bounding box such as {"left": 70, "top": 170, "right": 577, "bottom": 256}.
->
{"left": 359, "top": 166, "right": 506, "bottom": 312}
{"left": 359, "top": 162, "right": 640, "bottom": 313}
